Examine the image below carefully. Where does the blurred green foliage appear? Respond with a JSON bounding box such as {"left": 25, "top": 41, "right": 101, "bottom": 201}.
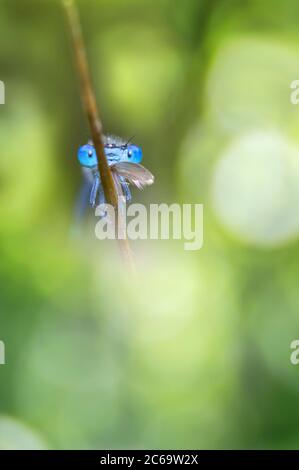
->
{"left": 1, "top": 0, "right": 299, "bottom": 449}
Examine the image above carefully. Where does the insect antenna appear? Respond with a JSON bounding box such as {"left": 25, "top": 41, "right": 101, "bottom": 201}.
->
{"left": 121, "top": 134, "right": 136, "bottom": 150}
{"left": 125, "top": 134, "right": 135, "bottom": 146}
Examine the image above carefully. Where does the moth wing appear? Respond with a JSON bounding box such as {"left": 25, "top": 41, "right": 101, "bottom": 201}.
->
{"left": 111, "top": 163, "right": 154, "bottom": 190}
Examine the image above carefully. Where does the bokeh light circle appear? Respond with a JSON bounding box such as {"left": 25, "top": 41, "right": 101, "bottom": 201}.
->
{"left": 0, "top": 416, "right": 47, "bottom": 450}
{"left": 211, "top": 131, "right": 299, "bottom": 246}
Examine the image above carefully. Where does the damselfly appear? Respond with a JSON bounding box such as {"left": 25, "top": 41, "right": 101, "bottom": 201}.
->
{"left": 77, "top": 135, "right": 154, "bottom": 209}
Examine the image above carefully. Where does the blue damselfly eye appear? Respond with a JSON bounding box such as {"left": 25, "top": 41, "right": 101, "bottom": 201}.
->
{"left": 78, "top": 144, "right": 98, "bottom": 168}
{"left": 127, "top": 145, "right": 142, "bottom": 163}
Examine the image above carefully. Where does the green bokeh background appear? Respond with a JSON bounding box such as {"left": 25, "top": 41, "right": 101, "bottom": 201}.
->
{"left": 1, "top": 0, "right": 299, "bottom": 449}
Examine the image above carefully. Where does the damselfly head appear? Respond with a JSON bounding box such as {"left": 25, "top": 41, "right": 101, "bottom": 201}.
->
{"left": 103, "top": 135, "right": 142, "bottom": 164}
{"left": 77, "top": 143, "right": 98, "bottom": 168}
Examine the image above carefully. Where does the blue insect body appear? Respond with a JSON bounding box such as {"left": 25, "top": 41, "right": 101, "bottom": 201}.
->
{"left": 77, "top": 136, "right": 153, "bottom": 209}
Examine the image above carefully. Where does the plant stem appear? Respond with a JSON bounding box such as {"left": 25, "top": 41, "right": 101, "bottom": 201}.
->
{"left": 63, "top": 0, "right": 135, "bottom": 270}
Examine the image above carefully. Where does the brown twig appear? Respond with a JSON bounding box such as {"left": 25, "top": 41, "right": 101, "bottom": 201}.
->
{"left": 63, "top": 0, "right": 135, "bottom": 270}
